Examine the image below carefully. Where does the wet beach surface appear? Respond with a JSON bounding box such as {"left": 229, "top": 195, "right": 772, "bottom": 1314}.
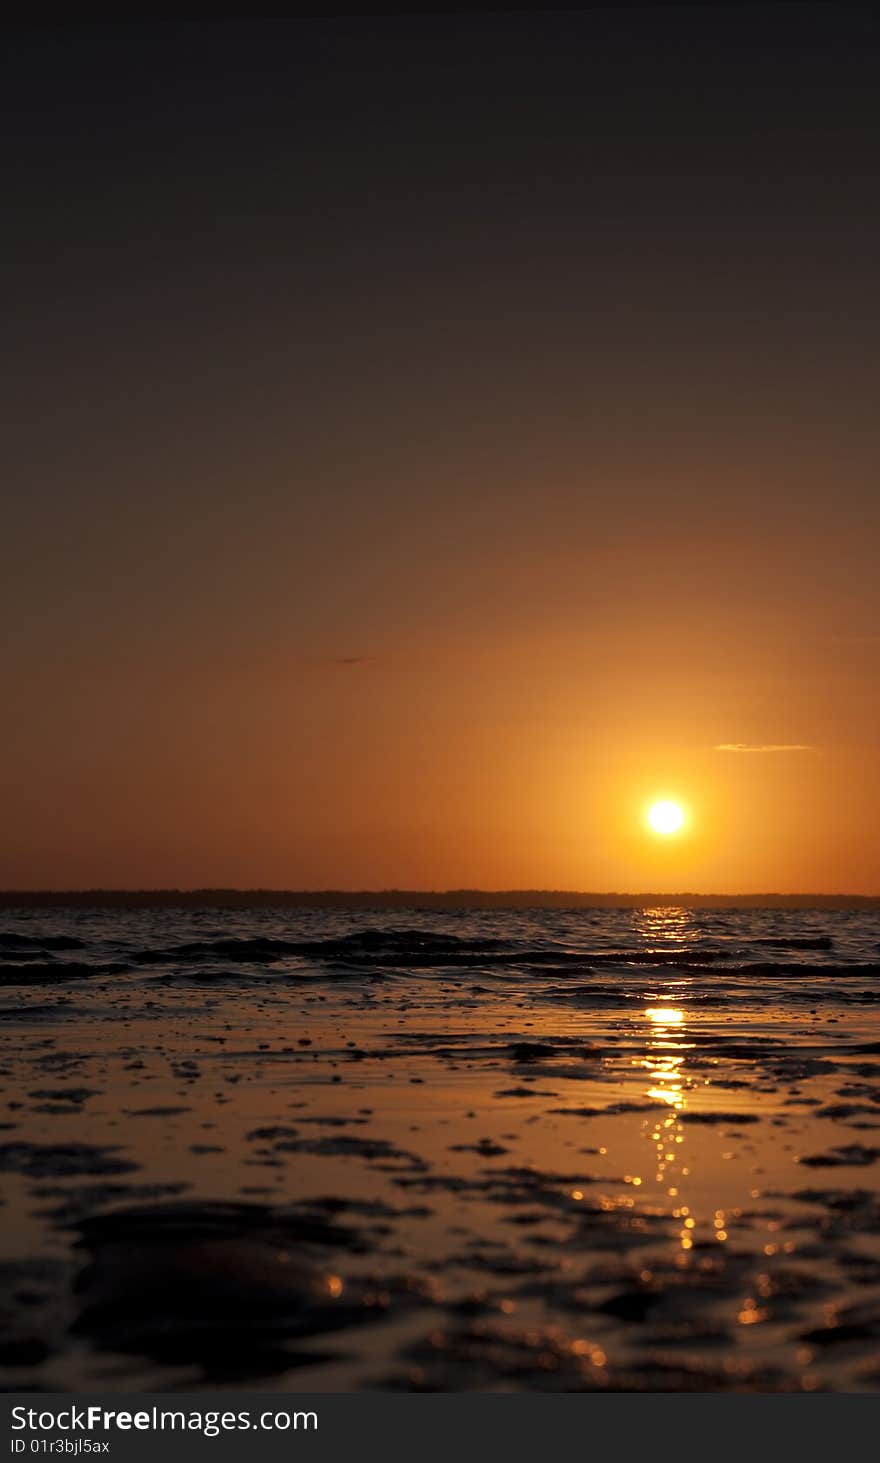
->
{"left": 1, "top": 906, "right": 879, "bottom": 1393}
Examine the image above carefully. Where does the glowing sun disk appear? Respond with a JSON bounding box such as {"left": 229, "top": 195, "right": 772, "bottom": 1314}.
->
{"left": 647, "top": 800, "right": 685, "bottom": 835}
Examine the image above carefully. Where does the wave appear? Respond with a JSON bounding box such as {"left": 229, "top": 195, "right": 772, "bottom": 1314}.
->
{"left": 754, "top": 936, "right": 833, "bottom": 950}
{"left": 1, "top": 921, "right": 876, "bottom": 989}
{"left": 130, "top": 929, "right": 524, "bottom": 967}
{"left": 0, "top": 932, "right": 87, "bottom": 951}
{"left": 120, "top": 927, "right": 880, "bottom": 978}
{"left": 0, "top": 961, "right": 127, "bottom": 985}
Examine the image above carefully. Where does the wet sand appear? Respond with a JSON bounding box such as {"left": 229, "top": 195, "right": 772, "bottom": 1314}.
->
{"left": 1, "top": 907, "right": 879, "bottom": 1392}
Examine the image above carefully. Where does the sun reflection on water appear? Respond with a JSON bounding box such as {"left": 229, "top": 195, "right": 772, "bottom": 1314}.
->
{"left": 635, "top": 906, "right": 698, "bottom": 949}
{"left": 617, "top": 914, "right": 747, "bottom": 1264}
{"left": 641, "top": 1004, "right": 690, "bottom": 1110}
{"left": 645, "top": 1006, "right": 683, "bottom": 1025}
{"left": 639, "top": 998, "right": 696, "bottom": 1248}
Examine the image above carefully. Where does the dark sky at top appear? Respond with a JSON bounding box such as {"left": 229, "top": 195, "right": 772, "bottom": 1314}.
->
{"left": 3, "top": 10, "right": 879, "bottom": 890}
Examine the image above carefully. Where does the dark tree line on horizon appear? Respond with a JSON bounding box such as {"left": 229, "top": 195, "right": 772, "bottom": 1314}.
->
{"left": 0, "top": 890, "right": 877, "bottom": 910}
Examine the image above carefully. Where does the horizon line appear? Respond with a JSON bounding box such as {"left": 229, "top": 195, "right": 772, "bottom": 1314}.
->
{"left": 1, "top": 886, "right": 878, "bottom": 908}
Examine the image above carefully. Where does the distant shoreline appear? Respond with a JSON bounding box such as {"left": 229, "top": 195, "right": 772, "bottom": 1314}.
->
{"left": 1, "top": 889, "right": 878, "bottom": 910}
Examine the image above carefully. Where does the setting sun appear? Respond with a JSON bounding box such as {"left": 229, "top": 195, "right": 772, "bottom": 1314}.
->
{"left": 647, "top": 800, "right": 686, "bottom": 836}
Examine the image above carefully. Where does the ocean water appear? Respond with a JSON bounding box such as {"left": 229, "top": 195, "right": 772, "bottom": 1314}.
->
{"left": 1, "top": 905, "right": 879, "bottom": 1392}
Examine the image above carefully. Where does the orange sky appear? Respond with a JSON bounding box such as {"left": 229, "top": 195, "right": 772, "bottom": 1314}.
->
{"left": 3, "top": 14, "right": 879, "bottom": 892}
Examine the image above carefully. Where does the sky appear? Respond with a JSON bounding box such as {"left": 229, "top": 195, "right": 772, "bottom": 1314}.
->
{"left": 3, "top": 10, "right": 879, "bottom": 893}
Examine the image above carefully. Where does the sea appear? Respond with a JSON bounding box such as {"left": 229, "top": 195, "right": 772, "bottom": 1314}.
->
{"left": 1, "top": 904, "right": 879, "bottom": 1392}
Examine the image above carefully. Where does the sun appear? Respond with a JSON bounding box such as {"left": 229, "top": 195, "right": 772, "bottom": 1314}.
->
{"left": 647, "top": 799, "right": 685, "bottom": 836}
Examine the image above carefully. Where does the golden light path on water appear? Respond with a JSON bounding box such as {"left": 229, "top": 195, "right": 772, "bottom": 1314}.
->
{"left": 640, "top": 1004, "right": 700, "bottom": 1249}
{"left": 633, "top": 910, "right": 737, "bottom": 1255}
{"left": 643, "top": 1006, "right": 687, "bottom": 1108}
{"left": 637, "top": 907, "right": 693, "bottom": 1110}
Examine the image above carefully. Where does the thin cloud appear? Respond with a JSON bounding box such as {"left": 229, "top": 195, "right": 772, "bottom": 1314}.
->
{"left": 714, "top": 743, "right": 816, "bottom": 754}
